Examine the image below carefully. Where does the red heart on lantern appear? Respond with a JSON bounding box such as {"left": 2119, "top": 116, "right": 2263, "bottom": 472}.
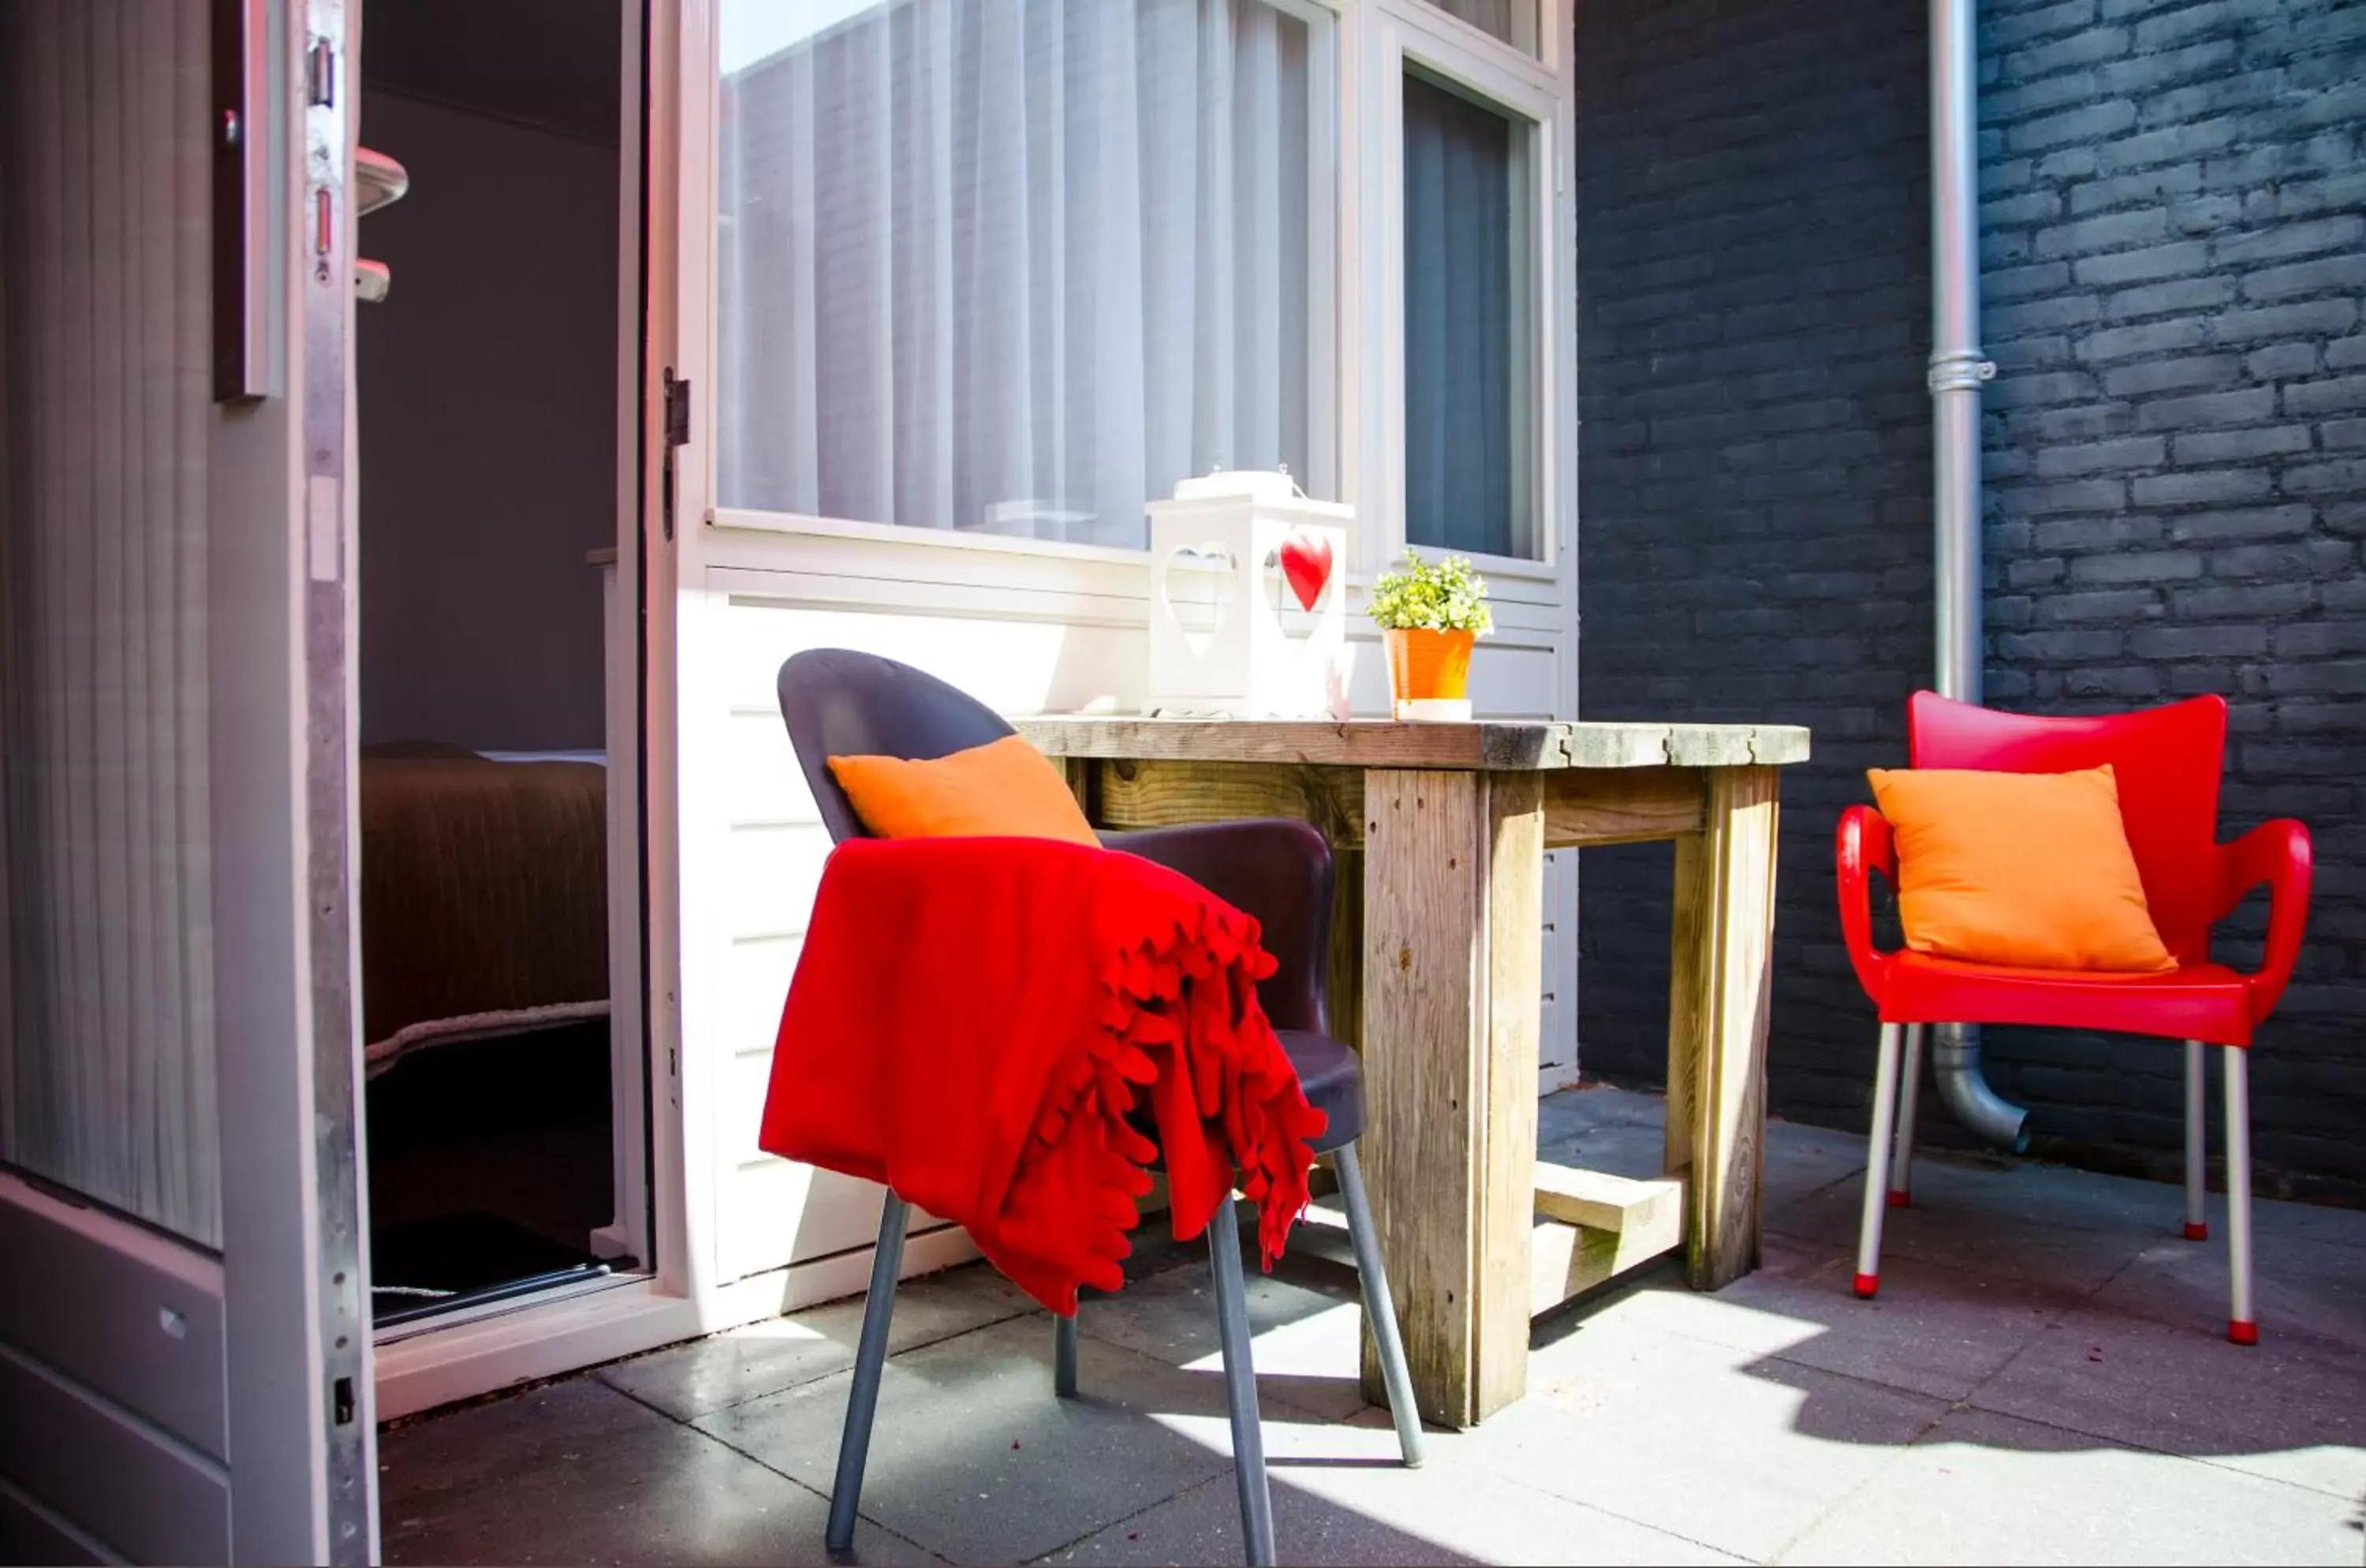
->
{"left": 1278, "top": 534, "right": 1334, "bottom": 613}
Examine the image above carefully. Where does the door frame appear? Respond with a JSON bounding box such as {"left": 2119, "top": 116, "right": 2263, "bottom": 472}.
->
{"left": 211, "top": 0, "right": 374, "bottom": 1555}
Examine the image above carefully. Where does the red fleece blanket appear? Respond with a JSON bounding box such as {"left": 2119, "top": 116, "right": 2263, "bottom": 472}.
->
{"left": 758, "top": 836, "right": 1327, "bottom": 1314}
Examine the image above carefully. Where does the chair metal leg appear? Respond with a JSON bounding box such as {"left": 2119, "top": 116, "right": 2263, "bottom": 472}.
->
{"left": 1888, "top": 1024, "right": 1925, "bottom": 1208}
{"left": 827, "top": 1196, "right": 909, "bottom": 1557}
{"left": 1207, "top": 1193, "right": 1277, "bottom": 1567}
{"left": 2223, "top": 1048, "right": 2257, "bottom": 1346}
{"left": 1332, "top": 1144, "right": 1424, "bottom": 1468}
{"left": 1855, "top": 1023, "right": 1905, "bottom": 1299}
{"left": 2184, "top": 1039, "right": 2210, "bottom": 1241}
{"left": 1054, "top": 1311, "right": 1080, "bottom": 1399}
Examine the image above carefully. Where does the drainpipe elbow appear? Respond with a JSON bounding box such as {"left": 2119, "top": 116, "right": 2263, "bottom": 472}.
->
{"left": 1928, "top": 1024, "right": 2031, "bottom": 1153}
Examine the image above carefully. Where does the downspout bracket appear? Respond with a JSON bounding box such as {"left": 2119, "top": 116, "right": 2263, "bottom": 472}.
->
{"left": 1927, "top": 351, "right": 1998, "bottom": 394}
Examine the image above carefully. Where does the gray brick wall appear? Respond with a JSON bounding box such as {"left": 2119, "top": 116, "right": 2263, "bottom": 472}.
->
{"left": 1573, "top": 0, "right": 1936, "bottom": 1137}
{"left": 1976, "top": 0, "right": 2366, "bottom": 1189}
{"left": 1576, "top": 0, "right": 2366, "bottom": 1196}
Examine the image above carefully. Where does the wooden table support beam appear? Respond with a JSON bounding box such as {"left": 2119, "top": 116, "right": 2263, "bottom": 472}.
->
{"left": 1666, "top": 767, "right": 1783, "bottom": 1290}
{"left": 1357, "top": 770, "right": 1546, "bottom": 1428}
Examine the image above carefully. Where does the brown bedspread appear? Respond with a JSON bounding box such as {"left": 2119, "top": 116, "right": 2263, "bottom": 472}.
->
{"left": 360, "top": 748, "right": 608, "bottom": 1066}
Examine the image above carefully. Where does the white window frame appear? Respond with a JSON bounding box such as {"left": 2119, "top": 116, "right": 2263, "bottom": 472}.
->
{"left": 1347, "top": 0, "right": 1566, "bottom": 587}
{"left": 703, "top": 0, "right": 1345, "bottom": 553}
{"left": 689, "top": 0, "right": 1576, "bottom": 605}
{"left": 488, "top": 0, "right": 1583, "bottom": 1392}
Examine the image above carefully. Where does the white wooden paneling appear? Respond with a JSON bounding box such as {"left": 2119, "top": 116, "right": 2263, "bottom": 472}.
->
{"left": 691, "top": 562, "right": 1580, "bottom": 1282}
{"left": 0, "top": 0, "right": 221, "bottom": 1249}
{"left": 665, "top": 0, "right": 1581, "bottom": 1309}
{"left": 717, "top": 820, "right": 836, "bottom": 946}
{"left": 701, "top": 585, "right": 1151, "bottom": 1282}
{"left": 0, "top": 1477, "right": 111, "bottom": 1566}
{"left": 0, "top": 1346, "right": 230, "bottom": 1566}
{"left": 0, "top": 1174, "right": 227, "bottom": 1463}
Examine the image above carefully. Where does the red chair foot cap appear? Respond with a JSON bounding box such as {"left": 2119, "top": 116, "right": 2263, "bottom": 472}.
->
{"left": 1853, "top": 1272, "right": 1880, "bottom": 1299}
{"left": 2229, "top": 1320, "right": 2259, "bottom": 1347}
{"left": 2184, "top": 1222, "right": 2209, "bottom": 1242}
{"left": 1887, "top": 1190, "right": 1911, "bottom": 1209}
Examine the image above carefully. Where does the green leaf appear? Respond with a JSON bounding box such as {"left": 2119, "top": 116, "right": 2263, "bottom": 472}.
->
{"left": 1366, "top": 549, "right": 1495, "bottom": 634}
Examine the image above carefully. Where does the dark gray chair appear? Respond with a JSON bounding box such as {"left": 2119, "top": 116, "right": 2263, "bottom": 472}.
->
{"left": 777, "top": 649, "right": 1424, "bottom": 1567}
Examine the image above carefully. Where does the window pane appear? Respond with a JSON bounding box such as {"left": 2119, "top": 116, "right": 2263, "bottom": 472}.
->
{"left": 1421, "top": 0, "right": 1538, "bottom": 54}
{"left": 1403, "top": 72, "right": 1535, "bottom": 560}
{"left": 718, "top": 0, "right": 1313, "bottom": 550}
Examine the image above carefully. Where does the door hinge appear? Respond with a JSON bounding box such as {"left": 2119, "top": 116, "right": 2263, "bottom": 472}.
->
{"left": 660, "top": 369, "right": 690, "bottom": 541}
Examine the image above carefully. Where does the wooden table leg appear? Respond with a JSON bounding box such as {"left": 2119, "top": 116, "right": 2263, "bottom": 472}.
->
{"left": 1358, "top": 768, "right": 1544, "bottom": 1428}
{"left": 1664, "top": 766, "right": 1782, "bottom": 1291}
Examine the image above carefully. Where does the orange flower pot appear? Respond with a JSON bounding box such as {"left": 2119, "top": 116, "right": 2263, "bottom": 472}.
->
{"left": 1383, "top": 627, "right": 1476, "bottom": 704}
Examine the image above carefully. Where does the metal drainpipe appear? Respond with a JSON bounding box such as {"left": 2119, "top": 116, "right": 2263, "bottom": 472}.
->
{"left": 1927, "top": 0, "right": 2030, "bottom": 1153}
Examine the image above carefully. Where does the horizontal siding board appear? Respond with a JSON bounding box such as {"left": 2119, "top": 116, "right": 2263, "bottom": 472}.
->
{"left": 0, "top": 1179, "right": 225, "bottom": 1462}
{"left": 0, "top": 1346, "right": 227, "bottom": 1566}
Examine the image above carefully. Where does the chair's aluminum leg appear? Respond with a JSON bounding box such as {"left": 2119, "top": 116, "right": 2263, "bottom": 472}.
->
{"left": 1207, "top": 1194, "right": 1278, "bottom": 1567}
{"left": 1054, "top": 1311, "right": 1080, "bottom": 1399}
{"left": 2223, "top": 1048, "right": 2257, "bottom": 1346}
{"left": 1332, "top": 1144, "right": 1425, "bottom": 1468}
{"left": 1855, "top": 1023, "right": 1905, "bottom": 1299}
{"left": 827, "top": 1195, "right": 909, "bottom": 1557}
{"left": 2184, "top": 1040, "right": 2209, "bottom": 1241}
{"left": 1888, "top": 1024, "right": 1925, "bottom": 1208}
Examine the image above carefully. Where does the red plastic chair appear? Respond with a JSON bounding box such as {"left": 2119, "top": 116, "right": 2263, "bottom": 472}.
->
{"left": 1837, "top": 692, "right": 2312, "bottom": 1345}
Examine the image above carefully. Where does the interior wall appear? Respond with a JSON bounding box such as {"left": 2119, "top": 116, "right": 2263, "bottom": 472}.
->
{"left": 355, "top": 88, "right": 618, "bottom": 753}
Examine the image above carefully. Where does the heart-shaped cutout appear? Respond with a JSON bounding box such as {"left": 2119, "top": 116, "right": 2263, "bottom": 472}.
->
{"left": 1158, "top": 543, "right": 1238, "bottom": 660}
{"left": 1278, "top": 533, "right": 1334, "bottom": 613}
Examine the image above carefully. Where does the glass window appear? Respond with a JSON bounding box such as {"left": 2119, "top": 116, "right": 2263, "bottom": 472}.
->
{"left": 717, "top": 0, "right": 1315, "bottom": 550}
{"left": 1421, "top": 0, "right": 1539, "bottom": 55}
{"left": 1402, "top": 70, "right": 1536, "bottom": 560}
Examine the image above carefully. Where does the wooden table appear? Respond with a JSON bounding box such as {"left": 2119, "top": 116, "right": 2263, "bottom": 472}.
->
{"left": 1018, "top": 715, "right": 1812, "bottom": 1429}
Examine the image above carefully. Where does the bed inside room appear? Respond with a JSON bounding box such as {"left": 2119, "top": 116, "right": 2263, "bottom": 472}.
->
{"left": 353, "top": 0, "right": 636, "bottom": 1327}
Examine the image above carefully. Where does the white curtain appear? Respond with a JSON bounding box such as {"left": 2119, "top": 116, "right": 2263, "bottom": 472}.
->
{"left": 718, "top": 0, "right": 1311, "bottom": 548}
{"left": 1424, "top": 0, "right": 1529, "bottom": 51}
{"left": 0, "top": 0, "right": 221, "bottom": 1246}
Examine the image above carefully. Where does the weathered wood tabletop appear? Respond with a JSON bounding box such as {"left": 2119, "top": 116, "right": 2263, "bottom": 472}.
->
{"left": 1018, "top": 715, "right": 1812, "bottom": 1429}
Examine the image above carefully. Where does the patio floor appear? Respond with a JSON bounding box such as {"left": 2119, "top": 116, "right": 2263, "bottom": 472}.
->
{"left": 377, "top": 1086, "right": 2366, "bottom": 1566}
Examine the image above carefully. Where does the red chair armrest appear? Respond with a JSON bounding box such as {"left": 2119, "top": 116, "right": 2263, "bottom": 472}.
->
{"left": 2218, "top": 818, "right": 2312, "bottom": 1021}
{"left": 1836, "top": 805, "right": 1899, "bottom": 1003}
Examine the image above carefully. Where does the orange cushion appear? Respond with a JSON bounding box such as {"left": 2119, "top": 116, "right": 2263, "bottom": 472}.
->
{"left": 827, "top": 735, "right": 1100, "bottom": 847}
{"left": 1865, "top": 763, "right": 2177, "bottom": 974}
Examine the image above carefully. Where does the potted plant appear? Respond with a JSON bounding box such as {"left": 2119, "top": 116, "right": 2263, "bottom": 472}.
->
{"left": 1368, "top": 551, "right": 1493, "bottom": 721}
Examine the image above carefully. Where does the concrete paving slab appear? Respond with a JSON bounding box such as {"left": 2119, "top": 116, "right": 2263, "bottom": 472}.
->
{"left": 1905, "top": 1156, "right": 2195, "bottom": 1231}
{"left": 596, "top": 1267, "right": 1034, "bottom": 1421}
{"left": 1073, "top": 1244, "right": 1372, "bottom": 1421}
{"left": 1767, "top": 1174, "right": 2153, "bottom": 1294}
{"left": 1540, "top": 1085, "right": 1671, "bottom": 1133}
{"left": 1969, "top": 1303, "right": 2366, "bottom": 1500}
{"left": 1758, "top": 1121, "right": 1875, "bottom": 1211}
{"left": 1775, "top": 1406, "right": 2365, "bottom": 1567}
{"left": 2094, "top": 1229, "right": 2366, "bottom": 1356}
{"left": 378, "top": 1376, "right": 939, "bottom": 1566}
{"left": 1577, "top": 1230, "right": 2083, "bottom": 1402}
{"left": 689, "top": 1316, "right": 1237, "bottom": 1565}
{"left": 1425, "top": 1316, "right": 1947, "bottom": 1560}
{"left": 1040, "top": 1455, "right": 1743, "bottom": 1566}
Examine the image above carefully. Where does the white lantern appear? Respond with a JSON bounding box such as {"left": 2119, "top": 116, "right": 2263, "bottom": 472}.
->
{"left": 1145, "top": 470, "right": 1353, "bottom": 720}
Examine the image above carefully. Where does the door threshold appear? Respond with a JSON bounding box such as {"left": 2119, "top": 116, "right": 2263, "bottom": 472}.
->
{"left": 374, "top": 1264, "right": 650, "bottom": 1346}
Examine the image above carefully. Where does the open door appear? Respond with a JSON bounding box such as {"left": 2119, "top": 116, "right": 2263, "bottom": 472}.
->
{"left": 0, "top": 0, "right": 375, "bottom": 1559}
